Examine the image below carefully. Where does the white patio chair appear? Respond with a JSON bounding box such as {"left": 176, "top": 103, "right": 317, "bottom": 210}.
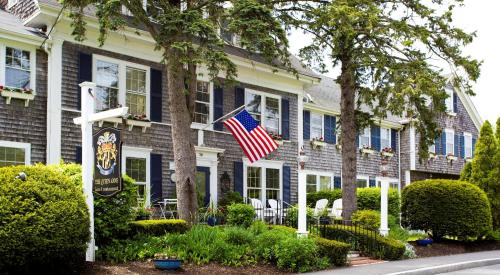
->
{"left": 267, "top": 199, "right": 280, "bottom": 224}
{"left": 250, "top": 198, "right": 275, "bottom": 222}
{"left": 330, "top": 198, "right": 343, "bottom": 219}
{"left": 313, "top": 199, "right": 329, "bottom": 217}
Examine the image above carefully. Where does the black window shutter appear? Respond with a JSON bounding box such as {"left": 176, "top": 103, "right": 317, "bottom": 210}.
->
{"left": 283, "top": 166, "right": 291, "bottom": 204}
{"left": 391, "top": 129, "right": 397, "bottom": 151}
{"left": 454, "top": 134, "right": 459, "bottom": 156}
{"left": 75, "top": 146, "right": 82, "bottom": 164}
{"left": 235, "top": 86, "right": 245, "bottom": 108}
{"left": 441, "top": 132, "right": 447, "bottom": 155}
{"left": 324, "top": 115, "right": 336, "bottom": 144}
{"left": 234, "top": 161, "right": 244, "bottom": 197}
{"left": 460, "top": 134, "right": 465, "bottom": 158}
{"left": 213, "top": 85, "right": 224, "bottom": 131}
{"left": 150, "top": 68, "right": 163, "bottom": 122}
{"left": 435, "top": 136, "right": 441, "bottom": 155}
{"left": 334, "top": 176, "right": 341, "bottom": 189}
{"left": 150, "top": 153, "right": 163, "bottom": 203}
{"left": 78, "top": 52, "right": 92, "bottom": 110}
{"left": 453, "top": 92, "right": 458, "bottom": 113}
{"left": 303, "top": 110, "right": 310, "bottom": 140}
{"left": 332, "top": 116, "right": 337, "bottom": 144}
{"left": 281, "top": 99, "right": 290, "bottom": 140}
{"left": 472, "top": 137, "right": 477, "bottom": 156}
{"left": 371, "top": 126, "right": 381, "bottom": 151}
{"left": 369, "top": 178, "right": 376, "bottom": 188}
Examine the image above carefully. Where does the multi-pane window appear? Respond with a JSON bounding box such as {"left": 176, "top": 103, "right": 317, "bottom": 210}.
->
{"left": 246, "top": 165, "right": 281, "bottom": 204}
{"left": 306, "top": 173, "right": 333, "bottom": 192}
{"left": 193, "top": 81, "right": 210, "bottom": 124}
{"left": 96, "top": 60, "right": 119, "bottom": 111}
{"left": 445, "top": 88, "right": 454, "bottom": 113}
{"left": 356, "top": 178, "right": 368, "bottom": 188}
{"left": 310, "top": 112, "right": 323, "bottom": 140}
{"left": 380, "top": 128, "right": 391, "bottom": 149}
{"left": 126, "top": 157, "right": 147, "bottom": 202}
{"left": 247, "top": 166, "right": 262, "bottom": 200}
{"left": 5, "top": 47, "right": 31, "bottom": 89}
{"left": 464, "top": 133, "right": 473, "bottom": 158}
{"left": 359, "top": 127, "right": 370, "bottom": 148}
{"left": 445, "top": 129, "right": 454, "bottom": 155}
{"left": 306, "top": 174, "right": 317, "bottom": 193}
{"left": 245, "top": 91, "right": 281, "bottom": 135}
{"left": 0, "top": 146, "right": 25, "bottom": 167}
{"left": 429, "top": 143, "right": 436, "bottom": 153}
{"left": 320, "top": 176, "right": 331, "bottom": 190}
{"left": 126, "top": 67, "right": 147, "bottom": 116}
{"left": 266, "top": 168, "right": 280, "bottom": 201}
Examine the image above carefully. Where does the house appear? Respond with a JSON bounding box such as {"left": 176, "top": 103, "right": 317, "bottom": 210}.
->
{"left": 0, "top": 1, "right": 483, "bottom": 208}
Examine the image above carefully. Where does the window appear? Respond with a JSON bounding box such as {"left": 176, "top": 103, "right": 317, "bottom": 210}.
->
{"left": 464, "top": 133, "right": 472, "bottom": 158}
{"left": 319, "top": 176, "right": 332, "bottom": 190}
{"left": 193, "top": 81, "right": 210, "bottom": 124}
{"left": 245, "top": 90, "right": 281, "bottom": 135}
{"left": 247, "top": 166, "right": 262, "bottom": 200}
{"left": 445, "top": 87, "right": 454, "bottom": 113}
{"left": 429, "top": 142, "right": 436, "bottom": 153}
{"left": 122, "top": 147, "right": 151, "bottom": 206}
{"left": 93, "top": 55, "right": 150, "bottom": 116}
{"left": 359, "top": 127, "right": 370, "bottom": 148}
{"left": 445, "top": 129, "right": 454, "bottom": 155}
{"left": 244, "top": 160, "right": 282, "bottom": 204}
{"left": 380, "top": 128, "right": 391, "bottom": 149}
{"left": 306, "top": 172, "right": 334, "bottom": 192}
{"left": 306, "top": 174, "right": 317, "bottom": 193}
{"left": 356, "top": 178, "right": 368, "bottom": 188}
{"left": 5, "top": 47, "right": 31, "bottom": 89}
{"left": 310, "top": 112, "right": 323, "bottom": 140}
{"left": 0, "top": 141, "right": 30, "bottom": 167}
{"left": 266, "top": 168, "right": 280, "bottom": 200}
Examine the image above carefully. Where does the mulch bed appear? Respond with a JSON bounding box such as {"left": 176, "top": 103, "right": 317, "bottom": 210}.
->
{"left": 411, "top": 239, "right": 500, "bottom": 258}
{"left": 82, "top": 261, "right": 290, "bottom": 275}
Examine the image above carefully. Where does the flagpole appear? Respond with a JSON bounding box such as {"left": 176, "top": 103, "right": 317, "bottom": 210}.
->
{"left": 201, "top": 104, "right": 247, "bottom": 130}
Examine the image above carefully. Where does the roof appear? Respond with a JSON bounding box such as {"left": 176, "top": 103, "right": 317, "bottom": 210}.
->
{"left": 0, "top": 9, "right": 46, "bottom": 38}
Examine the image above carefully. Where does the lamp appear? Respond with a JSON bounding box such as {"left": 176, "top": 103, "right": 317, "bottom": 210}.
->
{"left": 297, "top": 147, "right": 309, "bottom": 170}
{"left": 380, "top": 159, "right": 389, "bottom": 177}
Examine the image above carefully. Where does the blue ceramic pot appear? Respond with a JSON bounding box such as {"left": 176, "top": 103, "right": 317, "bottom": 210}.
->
{"left": 207, "top": 216, "right": 217, "bottom": 226}
{"left": 416, "top": 239, "right": 433, "bottom": 246}
{"left": 153, "top": 259, "right": 182, "bottom": 270}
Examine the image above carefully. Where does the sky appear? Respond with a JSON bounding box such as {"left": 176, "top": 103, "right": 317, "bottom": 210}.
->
{"left": 288, "top": 0, "right": 500, "bottom": 124}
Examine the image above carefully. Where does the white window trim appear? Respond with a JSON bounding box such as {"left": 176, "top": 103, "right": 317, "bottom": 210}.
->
{"left": 0, "top": 140, "right": 31, "bottom": 165}
{"left": 464, "top": 132, "right": 473, "bottom": 158}
{"left": 303, "top": 170, "right": 335, "bottom": 191}
{"left": 92, "top": 54, "right": 151, "bottom": 118}
{"left": 359, "top": 127, "right": 371, "bottom": 148}
{"left": 121, "top": 146, "right": 152, "bottom": 206}
{"left": 376, "top": 177, "right": 400, "bottom": 192}
{"left": 242, "top": 158, "right": 283, "bottom": 204}
{"left": 380, "top": 127, "right": 391, "bottom": 150}
{"left": 245, "top": 88, "right": 282, "bottom": 134}
{"left": 191, "top": 81, "right": 214, "bottom": 130}
{"left": 356, "top": 175, "right": 369, "bottom": 188}
{"left": 445, "top": 87, "right": 456, "bottom": 115}
{"left": 0, "top": 42, "right": 37, "bottom": 92}
{"left": 445, "top": 128, "right": 455, "bottom": 155}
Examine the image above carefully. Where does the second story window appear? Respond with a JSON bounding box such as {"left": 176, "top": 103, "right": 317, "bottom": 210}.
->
{"left": 245, "top": 90, "right": 281, "bottom": 135}
{"left": 429, "top": 142, "right": 436, "bottom": 154}
{"left": 380, "top": 127, "right": 391, "bottom": 149}
{"left": 445, "top": 87, "right": 454, "bottom": 113}
{"left": 126, "top": 67, "right": 147, "bottom": 116}
{"left": 464, "top": 133, "right": 473, "bottom": 158}
{"left": 359, "top": 127, "right": 370, "bottom": 148}
{"left": 193, "top": 81, "right": 210, "bottom": 124}
{"left": 5, "top": 47, "right": 31, "bottom": 89}
{"left": 96, "top": 60, "right": 119, "bottom": 111}
{"left": 445, "top": 129, "right": 454, "bottom": 155}
{"left": 310, "top": 112, "right": 323, "bottom": 139}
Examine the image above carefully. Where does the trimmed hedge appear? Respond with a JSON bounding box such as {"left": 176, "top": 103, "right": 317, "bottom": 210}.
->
{"left": 321, "top": 225, "right": 405, "bottom": 260}
{"left": 402, "top": 179, "right": 492, "bottom": 240}
{"left": 227, "top": 203, "right": 255, "bottom": 228}
{"left": 307, "top": 188, "right": 400, "bottom": 218}
{"left": 352, "top": 210, "right": 380, "bottom": 231}
{"left": 129, "top": 219, "right": 189, "bottom": 236}
{"left": 0, "top": 164, "right": 90, "bottom": 273}
{"left": 314, "top": 237, "right": 350, "bottom": 266}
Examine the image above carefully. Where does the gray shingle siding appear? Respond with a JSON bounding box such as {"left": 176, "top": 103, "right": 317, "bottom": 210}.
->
{"left": 6, "top": 0, "right": 38, "bottom": 21}
{"left": 0, "top": 50, "right": 47, "bottom": 164}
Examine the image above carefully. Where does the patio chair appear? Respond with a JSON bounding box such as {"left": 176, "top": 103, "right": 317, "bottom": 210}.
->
{"left": 267, "top": 199, "right": 280, "bottom": 224}
{"left": 330, "top": 198, "right": 343, "bottom": 219}
{"left": 250, "top": 198, "right": 275, "bottom": 222}
{"left": 313, "top": 199, "right": 329, "bottom": 217}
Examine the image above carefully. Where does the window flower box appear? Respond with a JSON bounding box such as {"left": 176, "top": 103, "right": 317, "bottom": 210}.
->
{"left": 98, "top": 117, "right": 123, "bottom": 127}
{"left": 446, "top": 154, "right": 457, "bottom": 163}
{"left": 311, "top": 137, "right": 326, "bottom": 149}
{"left": 360, "top": 146, "right": 376, "bottom": 156}
{"left": 126, "top": 114, "right": 151, "bottom": 133}
{"left": 428, "top": 152, "right": 438, "bottom": 160}
{"left": 0, "top": 86, "right": 35, "bottom": 107}
{"left": 269, "top": 132, "right": 283, "bottom": 146}
{"left": 380, "top": 147, "right": 394, "bottom": 158}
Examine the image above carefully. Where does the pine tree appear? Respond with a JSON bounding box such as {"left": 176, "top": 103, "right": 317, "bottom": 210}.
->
{"left": 460, "top": 161, "right": 472, "bottom": 182}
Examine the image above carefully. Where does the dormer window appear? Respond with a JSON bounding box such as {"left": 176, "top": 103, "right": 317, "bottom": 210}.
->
{"left": 220, "top": 20, "right": 241, "bottom": 47}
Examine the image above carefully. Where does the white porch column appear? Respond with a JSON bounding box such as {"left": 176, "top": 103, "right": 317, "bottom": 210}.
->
{"left": 80, "top": 82, "right": 96, "bottom": 261}
{"left": 46, "top": 38, "right": 63, "bottom": 164}
{"left": 379, "top": 179, "right": 390, "bottom": 236}
{"left": 297, "top": 91, "right": 308, "bottom": 237}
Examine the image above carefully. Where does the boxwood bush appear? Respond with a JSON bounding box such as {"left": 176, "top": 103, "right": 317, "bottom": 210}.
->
{"left": 402, "top": 179, "right": 492, "bottom": 240}
{"left": 314, "top": 237, "right": 350, "bottom": 266}
{"left": 352, "top": 210, "right": 381, "bottom": 231}
{"left": 307, "top": 188, "right": 400, "bottom": 218}
{"left": 0, "top": 164, "right": 90, "bottom": 273}
{"left": 129, "top": 219, "right": 189, "bottom": 236}
{"left": 226, "top": 203, "right": 255, "bottom": 228}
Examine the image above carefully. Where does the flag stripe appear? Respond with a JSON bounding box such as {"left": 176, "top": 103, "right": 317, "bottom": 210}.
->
{"left": 252, "top": 127, "right": 274, "bottom": 153}
{"left": 255, "top": 127, "right": 278, "bottom": 150}
{"left": 233, "top": 119, "right": 267, "bottom": 158}
{"left": 224, "top": 119, "right": 257, "bottom": 162}
{"left": 226, "top": 118, "right": 260, "bottom": 161}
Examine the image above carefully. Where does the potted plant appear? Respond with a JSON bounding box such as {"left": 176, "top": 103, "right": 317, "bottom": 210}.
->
{"left": 125, "top": 113, "right": 152, "bottom": 132}
{"left": 428, "top": 151, "right": 438, "bottom": 160}
{"left": 153, "top": 252, "right": 182, "bottom": 270}
{"left": 446, "top": 153, "right": 457, "bottom": 163}
{"left": 311, "top": 137, "right": 326, "bottom": 149}
{"left": 204, "top": 200, "right": 222, "bottom": 226}
{"left": 135, "top": 207, "right": 152, "bottom": 220}
{"left": 360, "top": 145, "right": 376, "bottom": 155}
{"left": 381, "top": 147, "right": 394, "bottom": 158}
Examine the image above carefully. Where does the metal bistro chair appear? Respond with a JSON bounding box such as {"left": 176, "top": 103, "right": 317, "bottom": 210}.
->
{"left": 156, "top": 198, "right": 178, "bottom": 219}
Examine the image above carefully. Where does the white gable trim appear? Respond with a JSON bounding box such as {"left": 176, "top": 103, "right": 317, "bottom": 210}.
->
{"left": 447, "top": 77, "right": 483, "bottom": 131}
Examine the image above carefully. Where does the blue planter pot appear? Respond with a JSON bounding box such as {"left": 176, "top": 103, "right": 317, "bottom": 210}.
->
{"left": 207, "top": 216, "right": 217, "bottom": 226}
{"left": 416, "top": 239, "right": 433, "bottom": 246}
{"left": 153, "top": 259, "right": 182, "bottom": 270}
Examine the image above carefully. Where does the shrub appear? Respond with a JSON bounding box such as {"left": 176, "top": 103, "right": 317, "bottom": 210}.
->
{"left": 60, "top": 165, "right": 138, "bottom": 245}
{"left": 253, "top": 227, "right": 291, "bottom": 262}
{"left": 129, "top": 219, "right": 189, "bottom": 236}
{"left": 307, "top": 189, "right": 342, "bottom": 207}
{"left": 249, "top": 220, "right": 268, "bottom": 235}
{"left": 314, "top": 237, "right": 350, "bottom": 266}
{"left": 402, "top": 179, "right": 492, "bottom": 240}
{"left": 321, "top": 225, "right": 405, "bottom": 260}
{"left": 284, "top": 205, "right": 314, "bottom": 227}
{"left": 226, "top": 203, "right": 255, "bottom": 227}
{"left": 274, "top": 236, "right": 329, "bottom": 272}
{"left": 0, "top": 164, "right": 90, "bottom": 273}
{"left": 219, "top": 191, "right": 243, "bottom": 209}
{"left": 352, "top": 210, "right": 381, "bottom": 231}
{"left": 223, "top": 226, "right": 255, "bottom": 245}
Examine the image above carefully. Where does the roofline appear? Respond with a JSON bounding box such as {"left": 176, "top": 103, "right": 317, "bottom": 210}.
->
{"left": 0, "top": 27, "right": 46, "bottom": 46}
{"left": 446, "top": 76, "right": 483, "bottom": 131}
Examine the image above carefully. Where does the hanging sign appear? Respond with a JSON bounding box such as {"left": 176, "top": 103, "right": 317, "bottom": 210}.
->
{"left": 93, "top": 127, "right": 122, "bottom": 196}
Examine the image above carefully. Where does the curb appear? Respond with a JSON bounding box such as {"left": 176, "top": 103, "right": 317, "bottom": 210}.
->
{"left": 386, "top": 257, "right": 500, "bottom": 275}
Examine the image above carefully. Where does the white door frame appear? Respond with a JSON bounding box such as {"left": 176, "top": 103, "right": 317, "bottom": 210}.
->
{"left": 195, "top": 146, "right": 224, "bottom": 206}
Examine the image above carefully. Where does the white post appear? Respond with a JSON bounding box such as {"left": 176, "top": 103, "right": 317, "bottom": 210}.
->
{"left": 379, "top": 179, "right": 390, "bottom": 236}
{"left": 297, "top": 171, "right": 308, "bottom": 236}
{"left": 80, "top": 82, "right": 96, "bottom": 261}
{"left": 46, "top": 38, "right": 63, "bottom": 164}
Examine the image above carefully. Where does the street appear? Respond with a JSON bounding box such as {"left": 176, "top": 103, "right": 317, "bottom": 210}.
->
{"left": 439, "top": 264, "right": 500, "bottom": 274}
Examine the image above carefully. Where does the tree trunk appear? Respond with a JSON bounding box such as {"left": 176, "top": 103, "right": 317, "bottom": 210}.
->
{"left": 340, "top": 57, "right": 358, "bottom": 221}
{"left": 166, "top": 49, "right": 198, "bottom": 224}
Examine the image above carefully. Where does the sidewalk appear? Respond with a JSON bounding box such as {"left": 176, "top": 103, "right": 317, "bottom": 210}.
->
{"left": 307, "top": 250, "right": 500, "bottom": 275}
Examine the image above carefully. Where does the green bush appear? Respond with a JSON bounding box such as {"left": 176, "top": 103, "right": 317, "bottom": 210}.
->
{"left": 352, "top": 210, "right": 381, "bottom": 231}
{"left": 129, "top": 219, "right": 189, "bottom": 236}
{"left": 60, "top": 165, "right": 138, "bottom": 245}
{"left": 249, "top": 220, "right": 268, "bottom": 235}
{"left": 224, "top": 226, "right": 255, "bottom": 245}
{"left": 226, "top": 203, "right": 255, "bottom": 227}
{"left": 284, "top": 205, "right": 314, "bottom": 227}
{"left": 402, "top": 179, "right": 492, "bottom": 240}
{"left": 321, "top": 225, "right": 405, "bottom": 260}
{"left": 307, "top": 188, "right": 400, "bottom": 218}
{"left": 218, "top": 191, "right": 243, "bottom": 209}
{"left": 0, "top": 164, "right": 90, "bottom": 273}
{"left": 274, "top": 236, "right": 329, "bottom": 272}
{"left": 314, "top": 237, "right": 350, "bottom": 266}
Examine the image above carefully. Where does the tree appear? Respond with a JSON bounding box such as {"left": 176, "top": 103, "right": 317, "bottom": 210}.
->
{"left": 62, "top": 0, "right": 292, "bottom": 223}
{"left": 496, "top": 117, "right": 500, "bottom": 141}
{"left": 459, "top": 161, "right": 472, "bottom": 182}
{"left": 281, "top": 0, "right": 480, "bottom": 219}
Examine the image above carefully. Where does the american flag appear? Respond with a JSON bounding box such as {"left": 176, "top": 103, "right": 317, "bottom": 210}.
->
{"left": 224, "top": 110, "right": 279, "bottom": 163}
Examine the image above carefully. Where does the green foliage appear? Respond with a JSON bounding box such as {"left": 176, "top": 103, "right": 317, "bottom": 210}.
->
{"left": 314, "top": 237, "right": 350, "bottom": 266}
{"left": 226, "top": 203, "right": 255, "bottom": 228}
{"left": 284, "top": 205, "right": 315, "bottom": 227}
{"left": 274, "top": 236, "right": 329, "bottom": 273}
{"left": 460, "top": 161, "right": 473, "bottom": 182}
{"left": 129, "top": 219, "right": 189, "bottom": 236}
{"left": 307, "top": 188, "right": 400, "bottom": 218}
{"left": 402, "top": 179, "right": 492, "bottom": 240}
{"left": 224, "top": 226, "right": 255, "bottom": 245}
{"left": 321, "top": 225, "right": 405, "bottom": 260}
{"left": 352, "top": 210, "right": 381, "bottom": 231}
{"left": 249, "top": 220, "right": 268, "bottom": 235}
{"left": 218, "top": 191, "right": 243, "bottom": 210}
{"left": 0, "top": 164, "right": 90, "bottom": 273}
